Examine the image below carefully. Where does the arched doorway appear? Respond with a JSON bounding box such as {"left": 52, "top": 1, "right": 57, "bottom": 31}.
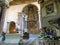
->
{"left": 9, "top": 21, "right": 16, "bottom": 33}
{"left": 22, "top": 4, "right": 39, "bottom": 34}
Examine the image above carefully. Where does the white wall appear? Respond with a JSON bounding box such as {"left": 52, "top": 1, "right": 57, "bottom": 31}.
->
{"left": 3, "top": 2, "right": 41, "bottom": 33}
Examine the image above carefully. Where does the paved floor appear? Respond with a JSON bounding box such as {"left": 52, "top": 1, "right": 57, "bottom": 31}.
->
{"left": 0, "top": 34, "right": 39, "bottom": 45}
{"left": 0, "top": 34, "right": 60, "bottom": 45}
{"left": 0, "top": 34, "right": 2, "bottom": 42}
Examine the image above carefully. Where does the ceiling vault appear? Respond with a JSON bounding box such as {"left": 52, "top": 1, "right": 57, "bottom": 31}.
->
{"left": 9, "top": 0, "right": 38, "bottom": 5}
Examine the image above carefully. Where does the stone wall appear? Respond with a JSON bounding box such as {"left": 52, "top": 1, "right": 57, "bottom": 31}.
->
{"left": 39, "top": 0, "right": 60, "bottom": 27}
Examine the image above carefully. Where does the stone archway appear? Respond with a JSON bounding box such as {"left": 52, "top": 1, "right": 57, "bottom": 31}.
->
{"left": 22, "top": 4, "right": 39, "bottom": 34}
{"left": 9, "top": 21, "right": 16, "bottom": 33}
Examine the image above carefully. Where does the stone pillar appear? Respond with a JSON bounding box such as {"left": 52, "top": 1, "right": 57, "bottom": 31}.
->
{"left": 24, "top": 15, "right": 28, "bottom": 32}
{"left": 0, "top": 6, "right": 3, "bottom": 33}
{"left": 18, "top": 13, "right": 22, "bottom": 34}
{"left": 2, "top": 5, "right": 9, "bottom": 33}
{"left": 0, "top": 6, "right": 7, "bottom": 33}
{"left": 38, "top": 10, "right": 42, "bottom": 29}
{"left": 22, "top": 13, "right": 28, "bottom": 35}
{"left": 0, "top": 0, "right": 12, "bottom": 33}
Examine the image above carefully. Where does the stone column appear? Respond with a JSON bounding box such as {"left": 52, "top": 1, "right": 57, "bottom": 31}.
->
{"left": 38, "top": 10, "right": 42, "bottom": 30}
{"left": 22, "top": 13, "right": 28, "bottom": 35}
{"left": 0, "top": 6, "right": 3, "bottom": 33}
{"left": 0, "top": 6, "right": 7, "bottom": 33}
{"left": 24, "top": 15, "right": 28, "bottom": 32}
{"left": 18, "top": 13, "right": 22, "bottom": 34}
{"left": 22, "top": 14, "right": 24, "bottom": 36}
{"left": 0, "top": 0, "right": 12, "bottom": 33}
{"left": 2, "top": 5, "right": 9, "bottom": 33}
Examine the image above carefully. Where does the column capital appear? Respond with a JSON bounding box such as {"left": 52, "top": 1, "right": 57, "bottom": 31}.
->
{"left": 0, "top": 0, "right": 9, "bottom": 8}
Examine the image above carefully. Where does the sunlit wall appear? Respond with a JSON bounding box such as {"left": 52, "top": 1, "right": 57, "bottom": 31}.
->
{"left": 3, "top": 2, "right": 41, "bottom": 33}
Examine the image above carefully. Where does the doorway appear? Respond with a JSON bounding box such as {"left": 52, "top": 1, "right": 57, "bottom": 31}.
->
{"left": 9, "top": 21, "right": 16, "bottom": 33}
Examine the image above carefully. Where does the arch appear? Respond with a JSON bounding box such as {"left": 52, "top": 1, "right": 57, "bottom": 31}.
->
{"left": 9, "top": 21, "right": 16, "bottom": 33}
{"left": 22, "top": 4, "right": 38, "bottom": 12}
{"left": 22, "top": 4, "right": 39, "bottom": 34}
